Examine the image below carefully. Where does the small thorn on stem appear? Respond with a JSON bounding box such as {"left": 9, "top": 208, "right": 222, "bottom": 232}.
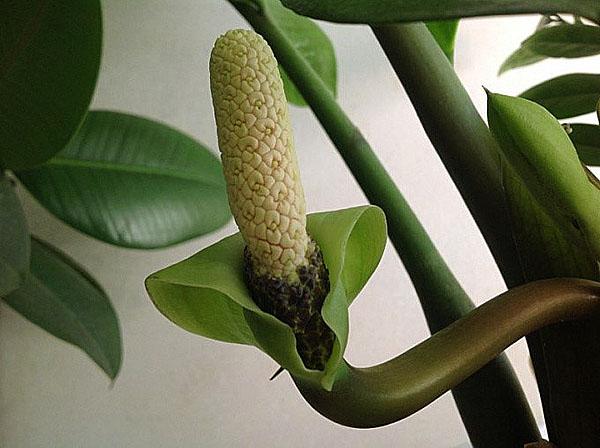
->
{"left": 269, "top": 366, "right": 285, "bottom": 381}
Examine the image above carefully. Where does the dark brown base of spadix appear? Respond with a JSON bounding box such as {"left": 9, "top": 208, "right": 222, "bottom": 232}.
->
{"left": 243, "top": 243, "right": 334, "bottom": 371}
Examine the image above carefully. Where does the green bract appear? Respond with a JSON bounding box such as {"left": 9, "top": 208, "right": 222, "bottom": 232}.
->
{"left": 487, "top": 92, "right": 600, "bottom": 276}
{"left": 145, "top": 205, "right": 386, "bottom": 390}
{"left": 488, "top": 92, "right": 600, "bottom": 221}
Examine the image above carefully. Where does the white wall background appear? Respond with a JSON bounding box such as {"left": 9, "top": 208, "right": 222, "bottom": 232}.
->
{"left": 1, "top": 1, "right": 599, "bottom": 447}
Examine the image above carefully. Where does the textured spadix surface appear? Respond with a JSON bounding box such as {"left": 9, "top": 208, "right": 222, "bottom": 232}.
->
{"left": 210, "top": 29, "right": 309, "bottom": 280}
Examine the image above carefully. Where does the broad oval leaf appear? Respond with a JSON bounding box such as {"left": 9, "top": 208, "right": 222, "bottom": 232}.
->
{"left": 16, "top": 111, "right": 231, "bottom": 249}
{"left": 520, "top": 73, "right": 600, "bottom": 119}
{"left": 0, "top": 174, "right": 30, "bottom": 296}
{"left": 280, "top": 0, "right": 600, "bottom": 25}
{"left": 3, "top": 238, "right": 122, "bottom": 379}
{"left": 500, "top": 24, "right": 600, "bottom": 73}
{"left": 145, "top": 205, "right": 387, "bottom": 390}
{"left": 569, "top": 123, "right": 600, "bottom": 165}
{"left": 237, "top": 0, "right": 337, "bottom": 107}
{"left": 0, "top": 0, "right": 102, "bottom": 170}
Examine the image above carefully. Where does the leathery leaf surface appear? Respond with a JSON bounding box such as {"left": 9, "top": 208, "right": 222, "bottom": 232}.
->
{"left": 145, "top": 205, "right": 386, "bottom": 390}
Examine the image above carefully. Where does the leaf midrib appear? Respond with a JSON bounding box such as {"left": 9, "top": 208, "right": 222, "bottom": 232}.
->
{"left": 42, "top": 156, "right": 225, "bottom": 188}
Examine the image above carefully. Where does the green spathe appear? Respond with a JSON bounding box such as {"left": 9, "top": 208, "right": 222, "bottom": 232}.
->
{"left": 487, "top": 92, "right": 600, "bottom": 259}
{"left": 145, "top": 205, "right": 386, "bottom": 390}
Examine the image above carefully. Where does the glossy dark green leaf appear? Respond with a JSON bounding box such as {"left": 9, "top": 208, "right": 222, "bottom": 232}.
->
{"left": 426, "top": 20, "right": 459, "bottom": 63}
{"left": 500, "top": 24, "right": 600, "bottom": 73}
{"left": 16, "top": 111, "right": 231, "bottom": 249}
{"left": 3, "top": 238, "right": 122, "bottom": 379}
{"left": 280, "top": 0, "right": 600, "bottom": 24}
{"left": 0, "top": 0, "right": 102, "bottom": 169}
{"left": 569, "top": 124, "right": 600, "bottom": 165}
{"left": 237, "top": 0, "right": 337, "bottom": 107}
{"left": 146, "top": 205, "right": 386, "bottom": 391}
{"left": 499, "top": 46, "right": 548, "bottom": 75}
{"left": 524, "top": 24, "right": 600, "bottom": 58}
{"left": 520, "top": 73, "right": 600, "bottom": 119}
{"left": 0, "top": 174, "right": 29, "bottom": 297}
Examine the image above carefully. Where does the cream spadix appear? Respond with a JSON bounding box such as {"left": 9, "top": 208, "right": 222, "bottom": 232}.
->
{"left": 209, "top": 29, "right": 333, "bottom": 370}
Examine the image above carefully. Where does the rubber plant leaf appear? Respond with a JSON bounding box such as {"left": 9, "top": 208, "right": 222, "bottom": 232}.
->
{"left": 0, "top": 0, "right": 102, "bottom": 169}
{"left": 425, "top": 20, "right": 459, "bottom": 63}
{"left": 520, "top": 73, "right": 600, "bottom": 119}
{"left": 3, "top": 238, "right": 122, "bottom": 379}
{"left": 145, "top": 205, "right": 386, "bottom": 390}
{"left": 16, "top": 111, "right": 231, "bottom": 249}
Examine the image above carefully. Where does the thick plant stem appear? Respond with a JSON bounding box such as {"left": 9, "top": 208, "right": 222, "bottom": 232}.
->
{"left": 294, "top": 279, "right": 600, "bottom": 428}
{"left": 372, "top": 23, "right": 522, "bottom": 286}
{"left": 373, "top": 22, "right": 600, "bottom": 446}
{"left": 372, "top": 25, "right": 542, "bottom": 445}
{"left": 229, "top": 3, "right": 539, "bottom": 446}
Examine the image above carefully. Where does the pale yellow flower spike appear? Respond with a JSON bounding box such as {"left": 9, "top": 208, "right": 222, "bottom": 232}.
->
{"left": 210, "top": 29, "right": 311, "bottom": 281}
{"left": 210, "top": 29, "right": 334, "bottom": 372}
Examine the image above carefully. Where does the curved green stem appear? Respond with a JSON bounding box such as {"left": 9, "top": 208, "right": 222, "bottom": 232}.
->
{"left": 293, "top": 278, "right": 600, "bottom": 428}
